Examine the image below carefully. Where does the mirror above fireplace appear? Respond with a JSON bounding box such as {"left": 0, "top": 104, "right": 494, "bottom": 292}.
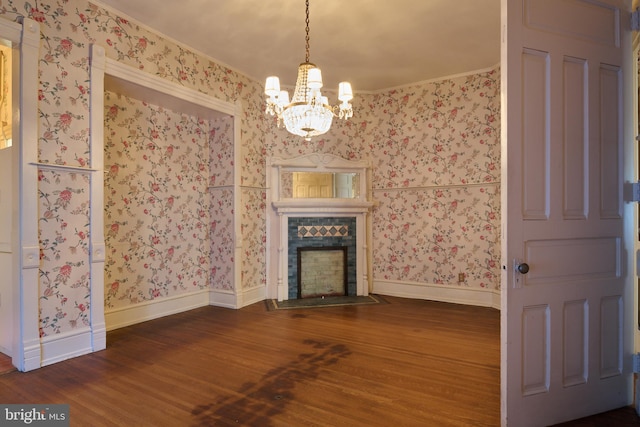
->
{"left": 281, "top": 172, "right": 360, "bottom": 199}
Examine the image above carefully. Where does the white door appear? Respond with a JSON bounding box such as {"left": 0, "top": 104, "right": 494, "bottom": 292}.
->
{"left": 502, "top": 0, "right": 633, "bottom": 425}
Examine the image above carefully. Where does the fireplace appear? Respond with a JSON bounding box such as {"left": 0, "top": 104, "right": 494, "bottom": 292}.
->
{"left": 287, "top": 217, "right": 356, "bottom": 299}
{"left": 266, "top": 153, "right": 374, "bottom": 301}
{"left": 297, "top": 246, "right": 348, "bottom": 298}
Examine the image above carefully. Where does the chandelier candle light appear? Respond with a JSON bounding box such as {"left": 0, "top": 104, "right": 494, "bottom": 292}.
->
{"left": 264, "top": 0, "right": 353, "bottom": 141}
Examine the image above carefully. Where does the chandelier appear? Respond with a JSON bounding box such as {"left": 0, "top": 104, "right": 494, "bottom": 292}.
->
{"left": 264, "top": 0, "right": 353, "bottom": 141}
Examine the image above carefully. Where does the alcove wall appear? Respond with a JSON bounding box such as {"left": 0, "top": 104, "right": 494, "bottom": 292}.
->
{"left": 90, "top": 44, "right": 243, "bottom": 331}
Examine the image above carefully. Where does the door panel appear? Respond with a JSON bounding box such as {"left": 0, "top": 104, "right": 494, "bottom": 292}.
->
{"left": 600, "top": 64, "right": 622, "bottom": 218}
{"left": 522, "top": 49, "right": 550, "bottom": 220}
{"left": 502, "top": 0, "right": 631, "bottom": 425}
{"left": 563, "top": 299, "right": 587, "bottom": 387}
{"left": 524, "top": 238, "right": 620, "bottom": 285}
{"left": 563, "top": 57, "right": 587, "bottom": 219}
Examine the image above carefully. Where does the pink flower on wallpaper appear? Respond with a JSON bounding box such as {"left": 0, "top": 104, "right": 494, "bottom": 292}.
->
{"left": 59, "top": 264, "right": 72, "bottom": 278}
{"left": 58, "top": 113, "right": 72, "bottom": 131}
{"left": 58, "top": 39, "right": 73, "bottom": 57}
{"left": 30, "top": 8, "right": 46, "bottom": 23}
{"left": 137, "top": 37, "right": 148, "bottom": 50}
{"left": 105, "top": 105, "right": 118, "bottom": 121}
{"left": 57, "top": 189, "right": 72, "bottom": 208}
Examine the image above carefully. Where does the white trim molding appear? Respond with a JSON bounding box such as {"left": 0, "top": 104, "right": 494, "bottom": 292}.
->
{"left": 14, "top": 17, "right": 42, "bottom": 372}
{"left": 105, "top": 290, "right": 211, "bottom": 331}
{"left": 373, "top": 279, "right": 500, "bottom": 310}
{"left": 40, "top": 327, "right": 93, "bottom": 367}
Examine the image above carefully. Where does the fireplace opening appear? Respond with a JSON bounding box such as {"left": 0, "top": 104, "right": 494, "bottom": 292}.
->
{"left": 297, "top": 246, "right": 348, "bottom": 299}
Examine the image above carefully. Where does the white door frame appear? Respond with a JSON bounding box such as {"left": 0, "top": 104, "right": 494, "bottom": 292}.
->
{"left": 10, "top": 17, "right": 41, "bottom": 372}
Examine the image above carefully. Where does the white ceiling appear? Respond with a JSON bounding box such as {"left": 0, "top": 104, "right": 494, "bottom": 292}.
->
{"left": 93, "top": 0, "right": 501, "bottom": 92}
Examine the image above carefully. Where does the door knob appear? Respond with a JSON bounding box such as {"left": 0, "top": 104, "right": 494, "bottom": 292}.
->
{"left": 516, "top": 263, "right": 530, "bottom": 274}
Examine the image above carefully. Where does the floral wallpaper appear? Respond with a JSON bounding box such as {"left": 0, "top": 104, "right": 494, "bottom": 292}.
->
{"left": 209, "top": 116, "right": 235, "bottom": 291}
{"left": 38, "top": 169, "right": 91, "bottom": 335}
{"left": 241, "top": 188, "right": 266, "bottom": 291}
{"left": 103, "top": 91, "right": 212, "bottom": 309}
{"left": 3, "top": 0, "right": 500, "bottom": 340}
{"left": 372, "top": 185, "right": 500, "bottom": 288}
{"left": 366, "top": 71, "right": 501, "bottom": 291}
{"left": 209, "top": 187, "right": 234, "bottom": 291}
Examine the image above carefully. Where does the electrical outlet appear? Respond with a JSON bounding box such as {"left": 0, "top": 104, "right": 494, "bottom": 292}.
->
{"left": 458, "top": 273, "right": 465, "bottom": 282}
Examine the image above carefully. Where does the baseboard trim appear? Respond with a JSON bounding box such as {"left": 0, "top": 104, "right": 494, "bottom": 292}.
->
{"left": 105, "top": 290, "right": 210, "bottom": 331}
{"left": 238, "top": 285, "right": 265, "bottom": 308}
{"left": 41, "top": 327, "right": 93, "bottom": 367}
{"left": 209, "top": 289, "right": 238, "bottom": 308}
{"left": 373, "top": 280, "right": 501, "bottom": 309}
{"left": 20, "top": 339, "right": 42, "bottom": 372}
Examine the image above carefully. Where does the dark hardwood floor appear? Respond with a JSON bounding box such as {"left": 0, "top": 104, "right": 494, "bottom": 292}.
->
{"left": 0, "top": 352, "right": 15, "bottom": 375}
{"left": 0, "top": 296, "right": 637, "bottom": 426}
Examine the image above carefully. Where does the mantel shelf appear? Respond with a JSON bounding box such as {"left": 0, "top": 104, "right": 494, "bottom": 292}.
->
{"left": 272, "top": 199, "right": 375, "bottom": 212}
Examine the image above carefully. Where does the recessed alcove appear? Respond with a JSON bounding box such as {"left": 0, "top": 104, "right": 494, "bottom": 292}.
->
{"left": 90, "top": 44, "right": 242, "bottom": 334}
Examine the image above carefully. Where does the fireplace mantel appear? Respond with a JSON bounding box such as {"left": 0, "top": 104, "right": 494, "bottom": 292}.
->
{"left": 272, "top": 199, "right": 374, "bottom": 212}
{"left": 266, "top": 153, "right": 373, "bottom": 301}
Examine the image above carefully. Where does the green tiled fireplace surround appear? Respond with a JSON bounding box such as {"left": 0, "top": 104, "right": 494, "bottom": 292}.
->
{"left": 287, "top": 217, "right": 357, "bottom": 299}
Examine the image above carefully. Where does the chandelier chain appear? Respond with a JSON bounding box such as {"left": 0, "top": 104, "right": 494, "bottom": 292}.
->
{"left": 305, "top": 0, "right": 310, "bottom": 63}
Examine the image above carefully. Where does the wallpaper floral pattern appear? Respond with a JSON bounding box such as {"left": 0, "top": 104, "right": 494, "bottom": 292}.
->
{"left": 4, "top": 0, "right": 500, "bottom": 340}
{"left": 366, "top": 72, "right": 501, "bottom": 291}
{"left": 209, "top": 116, "right": 235, "bottom": 291}
{"left": 103, "top": 92, "right": 212, "bottom": 309}
{"left": 372, "top": 185, "right": 500, "bottom": 288}
{"left": 38, "top": 169, "right": 91, "bottom": 335}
